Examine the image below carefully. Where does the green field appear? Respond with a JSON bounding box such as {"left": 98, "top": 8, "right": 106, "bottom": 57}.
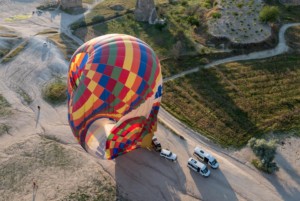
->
{"left": 285, "top": 26, "right": 300, "bottom": 50}
{"left": 70, "top": 0, "right": 136, "bottom": 30}
{"left": 162, "top": 54, "right": 300, "bottom": 147}
{"left": 264, "top": 0, "right": 300, "bottom": 22}
{"left": 48, "top": 33, "right": 79, "bottom": 60}
{"left": 71, "top": 0, "right": 225, "bottom": 77}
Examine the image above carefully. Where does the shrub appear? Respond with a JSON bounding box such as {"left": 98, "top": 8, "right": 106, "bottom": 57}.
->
{"left": 259, "top": 6, "right": 280, "bottom": 23}
{"left": 42, "top": 78, "right": 67, "bottom": 105}
{"left": 186, "top": 16, "right": 199, "bottom": 26}
{"left": 248, "top": 138, "right": 279, "bottom": 173}
{"left": 212, "top": 12, "right": 221, "bottom": 19}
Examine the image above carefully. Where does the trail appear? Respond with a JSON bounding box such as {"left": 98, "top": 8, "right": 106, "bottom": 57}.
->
{"left": 164, "top": 23, "right": 300, "bottom": 82}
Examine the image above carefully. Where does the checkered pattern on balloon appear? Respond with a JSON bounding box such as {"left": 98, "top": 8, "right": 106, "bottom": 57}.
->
{"left": 68, "top": 34, "right": 162, "bottom": 159}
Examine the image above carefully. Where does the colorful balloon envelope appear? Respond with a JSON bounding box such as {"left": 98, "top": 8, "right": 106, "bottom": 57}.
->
{"left": 68, "top": 34, "right": 162, "bottom": 159}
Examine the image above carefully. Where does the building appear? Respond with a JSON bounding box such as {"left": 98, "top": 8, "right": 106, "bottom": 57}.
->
{"left": 60, "top": 0, "right": 82, "bottom": 9}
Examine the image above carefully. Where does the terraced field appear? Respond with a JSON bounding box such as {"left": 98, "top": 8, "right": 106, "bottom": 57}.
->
{"left": 162, "top": 54, "right": 300, "bottom": 147}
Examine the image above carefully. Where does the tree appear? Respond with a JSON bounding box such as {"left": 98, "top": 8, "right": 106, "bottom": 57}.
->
{"left": 248, "top": 138, "right": 279, "bottom": 173}
{"left": 259, "top": 6, "right": 280, "bottom": 23}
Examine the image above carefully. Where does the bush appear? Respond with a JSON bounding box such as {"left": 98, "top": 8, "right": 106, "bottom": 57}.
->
{"left": 248, "top": 138, "right": 279, "bottom": 173}
{"left": 42, "top": 78, "right": 67, "bottom": 105}
{"left": 212, "top": 12, "right": 221, "bottom": 19}
{"left": 259, "top": 6, "right": 280, "bottom": 23}
{"left": 186, "top": 16, "right": 199, "bottom": 26}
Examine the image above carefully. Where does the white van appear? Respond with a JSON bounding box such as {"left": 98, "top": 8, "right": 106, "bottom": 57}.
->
{"left": 187, "top": 157, "right": 210, "bottom": 177}
{"left": 194, "top": 147, "right": 219, "bottom": 169}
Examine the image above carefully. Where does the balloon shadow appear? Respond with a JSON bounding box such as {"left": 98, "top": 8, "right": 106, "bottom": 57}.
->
{"left": 189, "top": 168, "right": 238, "bottom": 201}
{"left": 115, "top": 148, "right": 187, "bottom": 201}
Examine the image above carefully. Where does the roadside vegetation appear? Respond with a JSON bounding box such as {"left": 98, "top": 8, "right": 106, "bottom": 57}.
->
{"left": 48, "top": 33, "right": 79, "bottom": 60}
{"left": 1, "top": 39, "right": 28, "bottom": 63}
{"left": 0, "top": 94, "right": 11, "bottom": 116}
{"left": 0, "top": 124, "right": 11, "bottom": 137}
{"left": 42, "top": 78, "right": 67, "bottom": 105}
{"left": 162, "top": 54, "right": 300, "bottom": 147}
{"left": 248, "top": 138, "right": 278, "bottom": 173}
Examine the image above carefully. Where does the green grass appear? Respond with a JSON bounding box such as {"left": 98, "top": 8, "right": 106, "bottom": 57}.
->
{"left": 1, "top": 39, "right": 28, "bottom": 63}
{"left": 36, "top": 0, "right": 58, "bottom": 10}
{"left": 82, "top": 0, "right": 95, "bottom": 4}
{"left": 72, "top": 0, "right": 217, "bottom": 58}
{"left": 0, "top": 137, "right": 77, "bottom": 192}
{"left": 264, "top": 1, "right": 300, "bottom": 22}
{"left": 0, "top": 94, "right": 11, "bottom": 116}
{"left": 4, "top": 14, "right": 31, "bottom": 22}
{"left": 63, "top": 179, "right": 117, "bottom": 201}
{"left": 48, "top": 33, "right": 79, "bottom": 60}
{"left": 285, "top": 26, "right": 300, "bottom": 50}
{"left": 0, "top": 26, "right": 18, "bottom": 38}
{"left": 42, "top": 78, "right": 67, "bottom": 105}
{"left": 0, "top": 124, "right": 11, "bottom": 137}
{"left": 16, "top": 87, "right": 32, "bottom": 105}
{"left": 70, "top": 0, "right": 136, "bottom": 30}
{"left": 162, "top": 54, "right": 300, "bottom": 147}
{"left": 161, "top": 52, "right": 234, "bottom": 77}
{"left": 35, "top": 29, "right": 58, "bottom": 36}
{"left": 74, "top": 13, "right": 195, "bottom": 58}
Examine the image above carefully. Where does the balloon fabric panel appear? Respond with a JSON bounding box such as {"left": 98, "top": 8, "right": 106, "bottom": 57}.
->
{"left": 68, "top": 34, "right": 162, "bottom": 159}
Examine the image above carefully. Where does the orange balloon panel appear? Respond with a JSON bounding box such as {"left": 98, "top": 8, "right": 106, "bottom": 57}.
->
{"left": 68, "top": 34, "right": 162, "bottom": 159}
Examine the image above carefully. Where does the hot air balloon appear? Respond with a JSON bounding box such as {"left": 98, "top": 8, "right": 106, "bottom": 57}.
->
{"left": 67, "top": 34, "right": 162, "bottom": 159}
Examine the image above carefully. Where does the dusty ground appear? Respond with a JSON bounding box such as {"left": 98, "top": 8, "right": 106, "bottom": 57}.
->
{"left": 0, "top": 1, "right": 299, "bottom": 201}
{"left": 208, "top": 0, "right": 271, "bottom": 44}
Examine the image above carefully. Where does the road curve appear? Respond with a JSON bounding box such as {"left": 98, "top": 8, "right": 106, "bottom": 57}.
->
{"left": 163, "top": 23, "right": 300, "bottom": 82}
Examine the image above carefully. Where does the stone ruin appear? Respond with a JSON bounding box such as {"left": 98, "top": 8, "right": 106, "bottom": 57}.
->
{"left": 60, "top": 0, "right": 82, "bottom": 9}
{"left": 134, "top": 0, "right": 158, "bottom": 24}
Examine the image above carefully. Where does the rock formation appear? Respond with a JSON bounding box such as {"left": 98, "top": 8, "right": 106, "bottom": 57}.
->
{"left": 134, "top": 0, "right": 158, "bottom": 24}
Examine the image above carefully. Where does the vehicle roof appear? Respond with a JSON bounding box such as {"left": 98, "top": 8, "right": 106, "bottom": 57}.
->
{"left": 161, "top": 149, "right": 171, "bottom": 155}
{"left": 188, "top": 157, "right": 206, "bottom": 169}
{"left": 194, "top": 147, "right": 215, "bottom": 161}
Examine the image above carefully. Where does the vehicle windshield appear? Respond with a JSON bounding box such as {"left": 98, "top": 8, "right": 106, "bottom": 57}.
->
{"left": 167, "top": 152, "right": 173, "bottom": 157}
{"left": 210, "top": 159, "right": 217, "bottom": 165}
{"left": 202, "top": 167, "right": 208, "bottom": 174}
